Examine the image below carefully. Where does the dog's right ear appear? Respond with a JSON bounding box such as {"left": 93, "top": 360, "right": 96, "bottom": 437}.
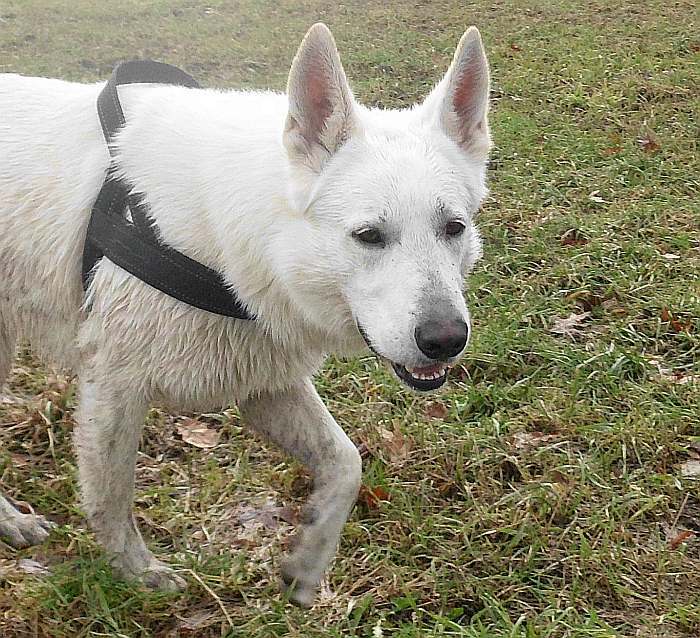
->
{"left": 284, "top": 23, "right": 359, "bottom": 174}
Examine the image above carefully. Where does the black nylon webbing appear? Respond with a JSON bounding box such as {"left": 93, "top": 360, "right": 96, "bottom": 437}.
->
{"left": 82, "top": 60, "right": 254, "bottom": 320}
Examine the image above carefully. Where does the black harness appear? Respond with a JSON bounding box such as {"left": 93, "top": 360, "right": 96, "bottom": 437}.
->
{"left": 82, "top": 60, "right": 255, "bottom": 320}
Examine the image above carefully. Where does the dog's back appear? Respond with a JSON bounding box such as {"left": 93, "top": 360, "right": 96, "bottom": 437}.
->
{"left": 0, "top": 75, "right": 106, "bottom": 365}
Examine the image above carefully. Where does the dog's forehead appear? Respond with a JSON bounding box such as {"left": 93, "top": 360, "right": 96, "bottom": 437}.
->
{"left": 336, "top": 134, "right": 478, "bottom": 222}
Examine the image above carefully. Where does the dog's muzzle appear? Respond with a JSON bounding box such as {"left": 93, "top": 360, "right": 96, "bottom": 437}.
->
{"left": 356, "top": 322, "right": 452, "bottom": 391}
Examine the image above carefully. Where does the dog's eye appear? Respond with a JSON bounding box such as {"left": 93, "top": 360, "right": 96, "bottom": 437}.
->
{"left": 445, "top": 220, "right": 466, "bottom": 237}
{"left": 353, "top": 228, "right": 385, "bottom": 246}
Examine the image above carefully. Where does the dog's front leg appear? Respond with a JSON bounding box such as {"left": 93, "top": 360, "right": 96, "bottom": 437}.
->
{"left": 240, "top": 379, "right": 362, "bottom": 606}
{"left": 74, "top": 367, "right": 185, "bottom": 592}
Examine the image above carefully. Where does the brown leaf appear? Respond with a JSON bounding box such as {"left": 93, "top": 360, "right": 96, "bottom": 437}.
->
{"left": 550, "top": 312, "right": 590, "bottom": 338}
{"left": 234, "top": 499, "right": 298, "bottom": 530}
{"left": 681, "top": 460, "right": 700, "bottom": 477}
{"left": 565, "top": 290, "right": 604, "bottom": 312}
{"left": 356, "top": 441, "right": 373, "bottom": 460}
{"left": 177, "top": 418, "right": 220, "bottom": 449}
{"left": 176, "top": 610, "right": 218, "bottom": 632}
{"left": 509, "top": 42, "right": 522, "bottom": 51}
{"left": 669, "top": 529, "right": 695, "bottom": 550}
{"left": 601, "top": 145, "right": 622, "bottom": 156}
{"left": 560, "top": 228, "right": 588, "bottom": 246}
{"left": 424, "top": 401, "right": 448, "bottom": 420}
{"left": 660, "top": 308, "right": 693, "bottom": 333}
{"left": 601, "top": 298, "right": 627, "bottom": 316}
{"left": 377, "top": 425, "right": 413, "bottom": 462}
{"left": 17, "top": 559, "right": 49, "bottom": 575}
{"left": 638, "top": 135, "right": 660, "bottom": 153}
{"left": 511, "top": 431, "right": 559, "bottom": 451}
{"left": 358, "top": 485, "right": 390, "bottom": 509}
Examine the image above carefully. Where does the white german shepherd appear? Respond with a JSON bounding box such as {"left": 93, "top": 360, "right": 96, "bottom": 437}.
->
{"left": 0, "top": 24, "right": 490, "bottom": 605}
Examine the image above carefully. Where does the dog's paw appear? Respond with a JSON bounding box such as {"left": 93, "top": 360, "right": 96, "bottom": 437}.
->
{"left": 0, "top": 509, "right": 55, "bottom": 549}
{"left": 116, "top": 556, "right": 186, "bottom": 593}
{"left": 280, "top": 560, "right": 319, "bottom": 608}
{"left": 140, "top": 562, "right": 187, "bottom": 592}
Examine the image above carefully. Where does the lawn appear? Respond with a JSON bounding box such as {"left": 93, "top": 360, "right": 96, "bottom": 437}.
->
{"left": 0, "top": 1, "right": 698, "bottom": 636}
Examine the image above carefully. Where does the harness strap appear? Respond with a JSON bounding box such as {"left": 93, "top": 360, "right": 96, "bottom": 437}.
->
{"left": 83, "top": 60, "right": 255, "bottom": 320}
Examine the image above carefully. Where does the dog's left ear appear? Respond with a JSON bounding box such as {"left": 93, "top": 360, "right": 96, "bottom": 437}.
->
{"left": 284, "top": 23, "right": 359, "bottom": 174}
{"left": 424, "top": 27, "right": 491, "bottom": 160}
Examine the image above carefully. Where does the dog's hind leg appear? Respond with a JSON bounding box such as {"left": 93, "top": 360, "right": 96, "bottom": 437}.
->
{"left": 0, "top": 314, "right": 54, "bottom": 547}
{"left": 74, "top": 367, "right": 185, "bottom": 591}
{"left": 240, "top": 379, "right": 362, "bottom": 607}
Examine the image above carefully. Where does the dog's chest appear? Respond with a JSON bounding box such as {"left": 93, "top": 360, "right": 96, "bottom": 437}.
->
{"left": 81, "top": 272, "right": 326, "bottom": 411}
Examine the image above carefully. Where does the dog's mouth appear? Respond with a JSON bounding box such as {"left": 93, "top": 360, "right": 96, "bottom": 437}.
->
{"left": 390, "top": 361, "right": 449, "bottom": 391}
{"left": 356, "top": 322, "right": 450, "bottom": 392}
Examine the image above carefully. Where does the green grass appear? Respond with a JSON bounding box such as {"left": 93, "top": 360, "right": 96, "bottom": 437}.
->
{"left": 1, "top": 1, "right": 698, "bottom": 636}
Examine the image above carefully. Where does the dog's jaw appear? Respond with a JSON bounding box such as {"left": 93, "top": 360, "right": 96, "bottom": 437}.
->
{"left": 356, "top": 321, "right": 451, "bottom": 392}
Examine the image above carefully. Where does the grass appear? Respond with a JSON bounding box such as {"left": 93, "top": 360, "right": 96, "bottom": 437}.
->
{"left": 1, "top": 0, "right": 699, "bottom": 636}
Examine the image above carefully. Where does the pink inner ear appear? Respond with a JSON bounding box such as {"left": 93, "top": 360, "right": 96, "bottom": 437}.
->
{"left": 452, "top": 60, "right": 482, "bottom": 122}
{"left": 304, "top": 70, "right": 334, "bottom": 143}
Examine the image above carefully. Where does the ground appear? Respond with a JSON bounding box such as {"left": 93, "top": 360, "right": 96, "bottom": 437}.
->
{"left": 0, "top": 1, "right": 698, "bottom": 636}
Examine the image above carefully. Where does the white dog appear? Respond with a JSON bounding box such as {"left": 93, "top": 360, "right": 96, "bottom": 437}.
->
{"left": 0, "top": 23, "right": 490, "bottom": 605}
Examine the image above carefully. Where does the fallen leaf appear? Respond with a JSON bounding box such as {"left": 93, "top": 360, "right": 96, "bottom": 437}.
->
{"left": 377, "top": 425, "right": 413, "bottom": 462}
{"left": 177, "top": 418, "right": 220, "bottom": 449}
{"left": 9, "top": 453, "right": 31, "bottom": 467}
{"left": 637, "top": 135, "right": 660, "bottom": 153}
{"left": 509, "top": 42, "right": 522, "bottom": 51}
{"left": 660, "top": 308, "right": 693, "bottom": 333}
{"left": 356, "top": 440, "right": 373, "bottom": 459}
{"left": 601, "top": 145, "right": 622, "bottom": 156}
{"left": 601, "top": 298, "right": 626, "bottom": 315}
{"left": 566, "top": 290, "right": 604, "bottom": 312}
{"left": 234, "top": 499, "right": 298, "bottom": 530}
{"left": 359, "top": 485, "right": 390, "bottom": 509}
{"left": 17, "top": 559, "right": 49, "bottom": 575}
{"left": 669, "top": 529, "right": 695, "bottom": 550}
{"left": 646, "top": 358, "right": 699, "bottom": 385}
{"left": 560, "top": 228, "right": 588, "bottom": 246}
{"left": 424, "top": 401, "right": 449, "bottom": 419}
{"left": 690, "top": 438, "right": 700, "bottom": 455}
{"left": 176, "top": 610, "right": 218, "bottom": 632}
{"left": 681, "top": 460, "right": 700, "bottom": 477}
{"left": 674, "top": 319, "right": 690, "bottom": 332}
{"left": 511, "top": 431, "right": 560, "bottom": 451}
{"left": 550, "top": 312, "right": 590, "bottom": 338}
{"left": 588, "top": 190, "right": 607, "bottom": 204}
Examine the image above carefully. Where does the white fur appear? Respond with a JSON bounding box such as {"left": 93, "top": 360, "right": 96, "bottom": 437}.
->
{"left": 0, "top": 23, "right": 490, "bottom": 604}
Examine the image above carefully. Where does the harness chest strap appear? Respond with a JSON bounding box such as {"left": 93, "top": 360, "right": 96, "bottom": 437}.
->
{"left": 82, "top": 60, "right": 255, "bottom": 320}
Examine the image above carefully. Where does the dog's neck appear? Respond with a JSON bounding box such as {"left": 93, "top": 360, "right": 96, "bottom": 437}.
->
{"left": 113, "top": 84, "right": 357, "bottom": 352}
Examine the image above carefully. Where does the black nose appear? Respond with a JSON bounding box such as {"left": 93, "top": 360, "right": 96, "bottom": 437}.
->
{"left": 415, "top": 319, "right": 468, "bottom": 360}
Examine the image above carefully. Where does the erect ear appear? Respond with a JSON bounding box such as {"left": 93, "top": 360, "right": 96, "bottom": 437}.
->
{"left": 284, "top": 23, "right": 359, "bottom": 173}
{"left": 424, "top": 27, "right": 491, "bottom": 159}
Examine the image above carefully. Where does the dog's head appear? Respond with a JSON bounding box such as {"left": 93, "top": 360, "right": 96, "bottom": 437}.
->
{"left": 277, "top": 23, "right": 490, "bottom": 391}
